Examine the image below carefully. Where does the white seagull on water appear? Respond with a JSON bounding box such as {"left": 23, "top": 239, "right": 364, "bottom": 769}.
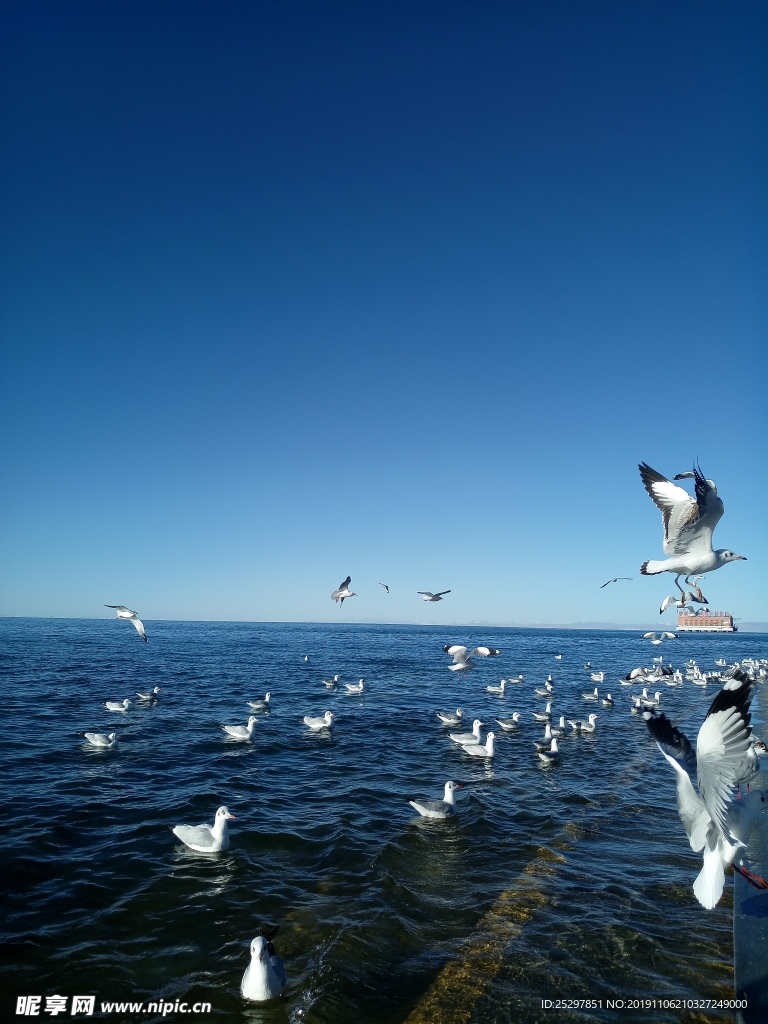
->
{"left": 331, "top": 576, "right": 357, "bottom": 606}
{"left": 241, "top": 928, "right": 287, "bottom": 1002}
{"left": 638, "top": 462, "right": 746, "bottom": 594}
{"left": 460, "top": 732, "right": 496, "bottom": 758}
{"left": 221, "top": 716, "right": 259, "bottom": 741}
{"left": 80, "top": 731, "right": 119, "bottom": 749}
{"left": 408, "top": 781, "right": 463, "bottom": 819}
{"left": 644, "top": 670, "right": 768, "bottom": 908}
{"left": 104, "top": 698, "right": 132, "bottom": 712}
{"left": 303, "top": 711, "right": 335, "bottom": 731}
{"left": 172, "top": 805, "right": 235, "bottom": 853}
{"left": 448, "top": 719, "right": 484, "bottom": 745}
{"left": 105, "top": 605, "right": 147, "bottom": 641}
{"left": 436, "top": 709, "right": 465, "bottom": 726}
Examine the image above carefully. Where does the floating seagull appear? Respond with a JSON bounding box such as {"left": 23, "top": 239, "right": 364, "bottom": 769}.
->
{"left": 600, "top": 577, "right": 633, "bottom": 588}
{"left": 246, "top": 693, "right": 271, "bottom": 711}
{"left": 568, "top": 713, "right": 599, "bottom": 734}
{"left": 550, "top": 716, "right": 568, "bottom": 737}
{"left": 221, "top": 716, "right": 258, "bottom": 741}
{"left": 486, "top": 680, "right": 506, "bottom": 695}
{"left": 448, "top": 719, "right": 484, "bottom": 745}
{"left": 443, "top": 644, "right": 501, "bottom": 674}
{"left": 136, "top": 686, "right": 160, "bottom": 701}
{"left": 418, "top": 590, "right": 451, "bottom": 602}
{"left": 172, "top": 805, "right": 234, "bottom": 853}
{"left": 104, "top": 698, "right": 132, "bottom": 712}
{"left": 436, "top": 708, "right": 465, "bottom": 726}
{"left": 534, "top": 681, "right": 555, "bottom": 696}
{"left": 345, "top": 679, "right": 364, "bottom": 693}
{"left": 554, "top": 654, "right": 562, "bottom": 660}
{"left": 241, "top": 928, "right": 287, "bottom": 1002}
{"left": 379, "top": 583, "right": 390, "bottom": 593}
{"left": 303, "top": 711, "right": 335, "bottom": 731}
{"left": 638, "top": 462, "right": 746, "bottom": 594}
{"left": 408, "top": 780, "right": 463, "bottom": 819}
{"left": 460, "top": 732, "right": 496, "bottom": 758}
{"left": 602, "top": 693, "right": 614, "bottom": 707}
{"left": 323, "top": 674, "right": 340, "bottom": 689}
{"left": 105, "top": 604, "right": 147, "bottom": 641}
{"left": 644, "top": 671, "right": 767, "bottom": 908}
{"left": 495, "top": 713, "right": 522, "bottom": 731}
{"left": 80, "top": 731, "right": 119, "bottom": 749}
{"left": 534, "top": 724, "right": 554, "bottom": 752}
{"left": 581, "top": 687, "right": 599, "bottom": 701}
{"left": 331, "top": 576, "right": 357, "bottom": 606}
{"left": 538, "top": 738, "right": 561, "bottom": 764}
{"left": 532, "top": 701, "right": 552, "bottom": 723}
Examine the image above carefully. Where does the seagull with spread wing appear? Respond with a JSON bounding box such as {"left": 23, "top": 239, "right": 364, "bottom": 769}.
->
{"left": 105, "top": 605, "right": 148, "bottom": 641}
{"left": 638, "top": 462, "right": 746, "bottom": 594}
{"left": 418, "top": 590, "right": 451, "bottom": 602}
{"left": 443, "top": 644, "right": 501, "bottom": 674}
{"left": 331, "top": 576, "right": 357, "bottom": 606}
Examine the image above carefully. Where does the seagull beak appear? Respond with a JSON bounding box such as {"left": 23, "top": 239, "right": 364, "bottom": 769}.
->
{"left": 227, "top": 813, "right": 236, "bottom": 820}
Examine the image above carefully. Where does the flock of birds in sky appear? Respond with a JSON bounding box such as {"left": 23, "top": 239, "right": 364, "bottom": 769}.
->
{"left": 90, "top": 460, "right": 759, "bottom": 1001}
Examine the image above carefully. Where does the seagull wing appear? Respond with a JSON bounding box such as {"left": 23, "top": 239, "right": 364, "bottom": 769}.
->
{"left": 337, "top": 576, "right": 351, "bottom": 590}
{"left": 129, "top": 616, "right": 148, "bottom": 641}
{"left": 105, "top": 604, "right": 135, "bottom": 615}
{"left": 444, "top": 645, "right": 468, "bottom": 663}
{"left": 638, "top": 463, "right": 703, "bottom": 556}
{"left": 434, "top": 590, "right": 451, "bottom": 597}
{"left": 417, "top": 592, "right": 434, "bottom": 598}
{"left": 470, "top": 646, "right": 501, "bottom": 658}
{"left": 644, "top": 711, "right": 710, "bottom": 851}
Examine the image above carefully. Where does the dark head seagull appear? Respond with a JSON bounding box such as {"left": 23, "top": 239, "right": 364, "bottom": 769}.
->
{"left": 638, "top": 462, "right": 746, "bottom": 596}
{"left": 331, "top": 576, "right": 357, "bottom": 606}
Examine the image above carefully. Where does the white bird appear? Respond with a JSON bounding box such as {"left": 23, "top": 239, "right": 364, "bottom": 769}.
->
{"left": 581, "top": 688, "right": 599, "bottom": 701}
{"left": 80, "top": 731, "right": 119, "bottom": 748}
{"left": 221, "top": 716, "right": 259, "bottom": 741}
{"left": 538, "top": 738, "right": 561, "bottom": 764}
{"left": 436, "top": 708, "right": 465, "bottom": 726}
{"left": 534, "top": 724, "right": 554, "bottom": 752}
{"left": 460, "top": 732, "right": 496, "bottom": 758}
{"left": 418, "top": 590, "right": 451, "bottom": 602}
{"left": 638, "top": 462, "right": 746, "bottom": 593}
{"left": 408, "top": 780, "right": 463, "bottom": 818}
{"left": 568, "top": 713, "right": 599, "bottom": 734}
{"left": 554, "top": 654, "right": 562, "bottom": 660}
{"left": 534, "top": 681, "right": 555, "bottom": 696}
{"left": 532, "top": 701, "right": 552, "bottom": 723}
{"left": 550, "top": 716, "right": 568, "bottom": 737}
{"left": 136, "top": 686, "right": 160, "bottom": 701}
{"left": 323, "top": 674, "right": 340, "bottom": 688}
{"left": 345, "top": 679, "right": 364, "bottom": 693}
{"left": 602, "top": 693, "right": 614, "bottom": 707}
{"left": 331, "top": 576, "right": 357, "bottom": 606}
{"left": 600, "top": 577, "right": 633, "bottom": 588}
{"left": 172, "top": 805, "right": 234, "bottom": 853}
{"left": 443, "top": 644, "right": 501, "bottom": 673}
{"left": 495, "top": 713, "right": 522, "bottom": 731}
{"left": 241, "top": 928, "right": 287, "bottom": 1002}
{"left": 448, "top": 719, "right": 484, "bottom": 745}
{"left": 246, "top": 693, "right": 271, "bottom": 711}
{"left": 644, "top": 670, "right": 768, "bottom": 908}
{"left": 104, "top": 698, "right": 132, "bottom": 712}
{"left": 303, "top": 711, "right": 335, "bottom": 731}
{"left": 486, "top": 680, "right": 505, "bottom": 695}
{"left": 105, "top": 605, "right": 147, "bottom": 641}
{"left": 590, "top": 672, "right": 605, "bottom": 683}
{"left": 661, "top": 631, "right": 677, "bottom": 640}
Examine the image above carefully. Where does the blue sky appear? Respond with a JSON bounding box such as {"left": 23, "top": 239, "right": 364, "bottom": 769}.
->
{"left": 1, "top": 0, "right": 765, "bottom": 626}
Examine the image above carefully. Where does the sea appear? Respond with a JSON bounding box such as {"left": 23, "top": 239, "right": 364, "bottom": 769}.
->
{"left": 1, "top": 617, "right": 766, "bottom": 1024}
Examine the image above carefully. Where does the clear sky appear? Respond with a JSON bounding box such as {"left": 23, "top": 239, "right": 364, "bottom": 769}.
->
{"left": 1, "top": 0, "right": 766, "bottom": 627}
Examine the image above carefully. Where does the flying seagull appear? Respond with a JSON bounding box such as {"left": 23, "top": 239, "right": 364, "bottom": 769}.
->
{"left": 638, "top": 462, "right": 746, "bottom": 594}
{"left": 644, "top": 670, "right": 767, "bottom": 908}
{"left": 105, "top": 605, "right": 147, "bottom": 641}
{"left": 600, "top": 577, "right": 633, "bottom": 588}
{"left": 418, "top": 590, "right": 451, "bottom": 602}
{"left": 443, "top": 644, "right": 501, "bottom": 674}
{"left": 331, "top": 576, "right": 357, "bottom": 606}
{"left": 379, "top": 583, "right": 389, "bottom": 593}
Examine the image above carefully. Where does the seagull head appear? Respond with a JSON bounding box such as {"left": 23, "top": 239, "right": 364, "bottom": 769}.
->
{"left": 717, "top": 550, "right": 747, "bottom": 564}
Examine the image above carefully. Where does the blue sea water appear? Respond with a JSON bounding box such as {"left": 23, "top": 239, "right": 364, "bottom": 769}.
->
{"left": 0, "top": 617, "right": 766, "bottom": 1024}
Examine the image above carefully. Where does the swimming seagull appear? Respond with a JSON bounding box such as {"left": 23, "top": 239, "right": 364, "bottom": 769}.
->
{"left": 568, "top": 713, "right": 599, "bottom": 733}
{"left": 538, "top": 737, "right": 561, "bottom": 764}
{"left": 418, "top": 591, "right": 451, "bottom": 602}
{"left": 104, "top": 698, "right": 132, "bottom": 712}
{"left": 323, "top": 674, "right": 340, "bottom": 689}
{"left": 331, "top": 576, "right": 357, "bottom": 606}
{"left": 644, "top": 670, "right": 768, "bottom": 908}
{"left": 303, "top": 711, "right": 335, "bottom": 730}
{"left": 105, "top": 605, "right": 148, "bottom": 641}
{"left": 486, "top": 680, "right": 506, "bottom": 695}
{"left": 136, "top": 686, "right": 160, "bottom": 701}
{"left": 246, "top": 693, "right": 271, "bottom": 711}
{"left": 408, "top": 781, "right": 463, "bottom": 818}
{"left": 241, "top": 928, "right": 287, "bottom": 1002}
{"left": 448, "top": 719, "right": 484, "bottom": 745}
{"left": 80, "top": 732, "right": 119, "bottom": 748}
{"left": 600, "top": 577, "right": 633, "bottom": 588}
{"left": 443, "top": 644, "right": 501, "bottom": 673}
{"left": 436, "top": 709, "right": 465, "bottom": 726}
{"left": 460, "top": 732, "right": 496, "bottom": 758}
{"left": 345, "top": 679, "right": 364, "bottom": 693}
{"left": 172, "top": 805, "right": 235, "bottom": 853}
{"left": 638, "top": 462, "right": 746, "bottom": 594}
{"left": 221, "top": 716, "right": 259, "bottom": 741}
{"left": 495, "top": 713, "right": 522, "bottom": 731}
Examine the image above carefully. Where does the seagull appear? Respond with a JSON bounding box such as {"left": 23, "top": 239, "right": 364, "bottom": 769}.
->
{"left": 602, "top": 694, "right": 614, "bottom": 707}
{"left": 534, "top": 724, "right": 554, "bottom": 752}
{"left": 443, "top": 645, "right": 501, "bottom": 673}
{"left": 303, "top": 711, "right": 335, "bottom": 731}
{"left": 345, "top": 679, "right": 364, "bottom": 693}
{"left": 600, "top": 577, "right": 633, "bottom": 588}
{"left": 590, "top": 672, "right": 605, "bottom": 683}
{"left": 644, "top": 670, "right": 768, "bottom": 908}
{"left": 436, "top": 709, "right": 465, "bottom": 726}
{"left": 379, "top": 583, "right": 390, "bottom": 593}
{"left": 418, "top": 590, "right": 451, "bottom": 602}
{"left": 581, "top": 687, "right": 599, "bottom": 701}
{"left": 486, "top": 680, "right": 506, "bottom": 695}
{"left": 331, "top": 576, "right": 357, "bottom": 606}
{"left": 105, "top": 605, "right": 147, "bottom": 641}
{"left": 172, "top": 805, "right": 235, "bottom": 853}
{"left": 661, "top": 631, "right": 677, "bottom": 640}
{"left": 136, "top": 686, "right": 160, "bottom": 701}
{"left": 534, "top": 681, "right": 555, "bottom": 696}
{"left": 568, "top": 713, "right": 599, "bottom": 733}
{"left": 538, "top": 738, "right": 561, "bottom": 764}
{"left": 408, "top": 781, "right": 463, "bottom": 819}
{"left": 448, "top": 719, "right": 484, "bottom": 745}
{"left": 532, "top": 701, "right": 552, "bottom": 723}
{"left": 323, "top": 674, "right": 340, "bottom": 689}
{"left": 495, "top": 713, "right": 522, "bottom": 731}
{"left": 104, "top": 698, "right": 132, "bottom": 712}
{"left": 241, "top": 928, "right": 287, "bottom": 1002}
{"left": 246, "top": 693, "right": 271, "bottom": 711}
{"left": 221, "top": 716, "right": 259, "bottom": 741}
{"left": 642, "top": 632, "right": 664, "bottom": 645}
{"left": 459, "top": 732, "right": 496, "bottom": 758}
{"left": 550, "top": 716, "right": 568, "bottom": 737}
{"left": 80, "top": 732, "right": 119, "bottom": 749}
{"left": 638, "top": 462, "right": 746, "bottom": 594}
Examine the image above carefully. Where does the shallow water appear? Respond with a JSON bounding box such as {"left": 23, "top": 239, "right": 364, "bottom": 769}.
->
{"left": 0, "top": 618, "right": 765, "bottom": 1023}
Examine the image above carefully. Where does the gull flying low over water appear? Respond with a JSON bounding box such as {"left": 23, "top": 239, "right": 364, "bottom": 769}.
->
{"left": 638, "top": 462, "right": 746, "bottom": 594}
{"left": 443, "top": 645, "right": 501, "bottom": 674}
{"left": 105, "top": 605, "right": 148, "bottom": 641}
{"left": 408, "top": 781, "right": 463, "bottom": 819}
{"left": 644, "top": 670, "right": 768, "bottom": 908}
{"left": 241, "top": 927, "right": 287, "bottom": 1002}
{"left": 172, "top": 805, "right": 234, "bottom": 853}
{"left": 331, "top": 576, "right": 357, "bottom": 606}
{"left": 418, "top": 590, "right": 451, "bottom": 602}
